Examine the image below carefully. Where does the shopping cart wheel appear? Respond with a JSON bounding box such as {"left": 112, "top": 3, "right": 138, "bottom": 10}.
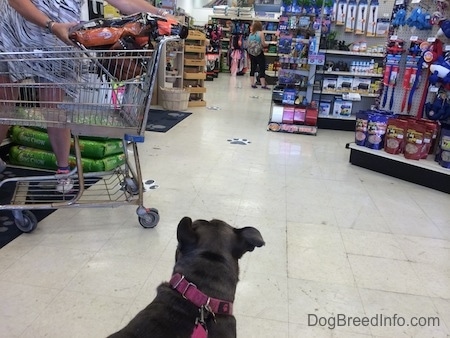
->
{"left": 138, "top": 208, "right": 160, "bottom": 228}
{"left": 12, "top": 210, "right": 38, "bottom": 233}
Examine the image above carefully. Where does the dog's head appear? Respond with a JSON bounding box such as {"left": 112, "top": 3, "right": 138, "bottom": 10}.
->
{"left": 174, "top": 217, "right": 264, "bottom": 288}
{"left": 175, "top": 217, "right": 265, "bottom": 261}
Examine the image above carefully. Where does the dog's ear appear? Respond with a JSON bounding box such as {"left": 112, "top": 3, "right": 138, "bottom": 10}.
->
{"left": 233, "top": 227, "right": 265, "bottom": 258}
{"left": 177, "top": 217, "right": 197, "bottom": 247}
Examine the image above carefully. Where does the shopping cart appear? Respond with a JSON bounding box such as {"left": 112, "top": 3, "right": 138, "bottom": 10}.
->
{"left": 0, "top": 14, "right": 188, "bottom": 233}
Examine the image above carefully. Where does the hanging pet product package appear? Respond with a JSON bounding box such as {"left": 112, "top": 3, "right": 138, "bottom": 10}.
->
{"left": 355, "top": 0, "right": 368, "bottom": 34}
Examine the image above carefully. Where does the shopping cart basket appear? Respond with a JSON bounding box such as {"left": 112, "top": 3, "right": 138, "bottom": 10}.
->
{"left": 0, "top": 13, "right": 188, "bottom": 232}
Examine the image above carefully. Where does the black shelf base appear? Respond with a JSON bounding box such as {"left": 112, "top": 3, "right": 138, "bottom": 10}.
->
{"left": 318, "top": 117, "right": 355, "bottom": 131}
{"left": 349, "top": 145, "right": 450, "bottom": 194}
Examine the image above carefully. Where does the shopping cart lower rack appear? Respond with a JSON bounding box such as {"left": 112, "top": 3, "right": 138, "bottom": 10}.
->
{"left": 0, "top": 36, "right": 180, "bottom": 233}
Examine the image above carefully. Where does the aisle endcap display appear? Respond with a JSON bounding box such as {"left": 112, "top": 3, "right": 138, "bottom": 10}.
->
{"left": 184, "top": 29, "right": 207, "bottom": 107}
{"left": 266, "top": 7, "right": 320, "bottom": 136}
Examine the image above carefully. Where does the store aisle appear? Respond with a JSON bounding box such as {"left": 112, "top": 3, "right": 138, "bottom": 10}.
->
{"left": 0, "top": 74, "right": 449, "bottom": 338}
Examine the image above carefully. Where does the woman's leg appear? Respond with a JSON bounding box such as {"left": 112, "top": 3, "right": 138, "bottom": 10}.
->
{"left": 249, "top": 55, "right": 258, "bottom": 87}
{"left": 38, "top": 86, "right": 71, "bottom": 169}
{"left": 0, "top": 74, "right": 18, "bottom": 171}
{"left": 0, "top": 74, "right": 17, "bottom": 144}
{"left": 257, "top": 53, "right": 268, "bottom": 87}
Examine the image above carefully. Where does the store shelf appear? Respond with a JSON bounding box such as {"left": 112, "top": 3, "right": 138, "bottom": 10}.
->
{"left": 348, "top": 144, "right": 450, "bottom": 194}
{"left": 184, "top": 72, "right": 206, "bottom": 80}
{"left": 267, "top": 122, "right": 318, "bottom": 135}
{"left": 314, "top": 90, "right": 379, "bottom": 97}
{"left": 319, "top": 49, "right": 385, "bottom": 58}
{"left": 185, "top": 86, "right": 207, "bottom": 94}
{"left": 318, "top": 116, "right": 356, "bottom": 131}
{"left": 318, "top": 70, "right": 383, "bottom": 78}
{"left": 184, "top": 29, "right": 207, "bottom": 106}
{"left": 184, "top": 58, "right": 206, "bottom": 67}
{"left": 188, "top": 100, "right": 207, "bottom": 107}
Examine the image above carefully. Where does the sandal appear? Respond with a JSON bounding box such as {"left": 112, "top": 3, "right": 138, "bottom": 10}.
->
{"left": 251, "top": 85, "right": 257, "bottom": 88}
{"left": 261, "top": 86, "right": 271, "bottom": 90}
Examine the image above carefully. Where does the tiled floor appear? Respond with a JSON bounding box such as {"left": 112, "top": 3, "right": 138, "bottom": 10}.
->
{"left": 0, "top": 74, "right": 449, "bottom": 338}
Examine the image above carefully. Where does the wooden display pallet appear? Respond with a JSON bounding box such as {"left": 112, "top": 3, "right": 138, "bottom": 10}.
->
{"left": 184, "top": 72, "right": 206, "bottom": 80}
{"left": 188, "top": 100, "right": 207, "bottom": 107}
{"left": 185, "top": 86, "right": 207, "bottom": 94}
{"left": 184, "top": 58, "right": 206, "bottom": 67}
{"left": 187, "top": 30, "right": 206, "bottom": 40}
{"left": 185, "top": 45, "right": 205, "bottom": 53}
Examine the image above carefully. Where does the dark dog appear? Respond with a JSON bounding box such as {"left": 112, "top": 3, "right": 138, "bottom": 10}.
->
{"left": 109, "top": 217, "right": 265, "bottom": 338}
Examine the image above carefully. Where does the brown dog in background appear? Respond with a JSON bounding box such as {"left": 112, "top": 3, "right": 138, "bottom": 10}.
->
{"left": 108, "top": 216, "right": 265, "bottom": 338}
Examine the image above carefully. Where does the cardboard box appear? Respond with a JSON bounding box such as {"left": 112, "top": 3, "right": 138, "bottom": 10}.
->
{"left": 294, "top": 108, "right": 306, "bottom": 124}
{"left": 282, "top": 88, "right": 296, "bottom": 105}
{"left": 352, "top": 77, "right": 372, "bottom": 92}
{"left": 319, "top": 100, "right": 332, "bottom": 116}
{"left": 282, "top": 107, "right": 295, "bottom": 124}
{"left": 333, "top": 99, "right": 353, "bottom": 117}
{"left": 323, "top": 78, "right": 338, "bottom": 91}
{"left": 337, "top": 76, "right": 354, "bottom": 91}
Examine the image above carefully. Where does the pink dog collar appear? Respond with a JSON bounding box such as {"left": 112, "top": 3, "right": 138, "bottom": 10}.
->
{"left": 169, "top": 273, "right": 233, "bottom": 315}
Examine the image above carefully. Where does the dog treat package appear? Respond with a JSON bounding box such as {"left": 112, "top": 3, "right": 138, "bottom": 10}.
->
{"left": 355, "top": 111, "right": 369, "bottom": 146}
{"left": 438, "top": 127, "right": 450, "bottom": 168}
{"left": 364, "top": 112, "right": 391, "bottom": 150}
{"left": 418, "top": 120, "right": 439, "bottom": 159}
{"left": 404, "top": 120, "right": 426, "bottom": 160}
{"left": 384, "top": 117, "right": 407, "bottom": 154}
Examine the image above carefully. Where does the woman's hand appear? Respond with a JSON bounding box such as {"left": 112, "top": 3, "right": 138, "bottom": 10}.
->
{"left": 50, "top": 22, "right": 79, "bottom": 45}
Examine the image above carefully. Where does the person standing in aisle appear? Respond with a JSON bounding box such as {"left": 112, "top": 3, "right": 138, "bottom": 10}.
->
{"left": 0, "top": 0, "right": 175, "bottom": 191}
{"left": 248, "top": 20, "right": 270, "bottom": 89}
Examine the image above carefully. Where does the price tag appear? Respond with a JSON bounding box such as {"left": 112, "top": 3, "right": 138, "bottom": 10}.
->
{"left": 411, "top": 0, "right": 421, "bottom": 3}
{"left": 410, "top": 36, "right": 418, "bottom": 41}
{"left": 427, "top": 37, "right": 436, "bottom": 42}
{"left": 390, "top": 35, "right": 398, "bottom": 41}
{"left": 429, "top": 85, "right": 439, "bottom": 93}
{"left": 445, "top": 45, "right": 450, "bottom": 51}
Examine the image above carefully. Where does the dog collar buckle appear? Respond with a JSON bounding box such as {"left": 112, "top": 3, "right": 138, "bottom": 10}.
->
{"left": 182, "top": 282, "right": 197, "bottom": 299}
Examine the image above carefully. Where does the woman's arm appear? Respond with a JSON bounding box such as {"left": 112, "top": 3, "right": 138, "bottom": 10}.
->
{"left": 259, "top": 31, "right": 268, "bottom": 48}
{"left": 8, "top": 0, "right": 79, "bottom": 44}
{"left": 8, "top": 0, "right": 57, "bottom": 29}
{"left": 107, "top": 0, "right": 169, "bottom": 16}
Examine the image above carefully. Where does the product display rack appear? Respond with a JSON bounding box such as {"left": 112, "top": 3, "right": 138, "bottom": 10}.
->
{"left": 315, "top": 49, "right": 385, "bottom": 131}
{"left": 314, "top": 0, "right": 395, "bottom": 131}
{"left": 184, "top": 29, "right": 207, "bottom": 107}
{"left": 348, "top": 143, "right": 450, "bottom": 194}
{"left": 267, "top": 11, "right": 320, "bottom": 136}
{"left": 157, "top": 39, "right": 184, "bottom": 105}
{"left": 342, "top": 0, "right": 450, "bottom": 191}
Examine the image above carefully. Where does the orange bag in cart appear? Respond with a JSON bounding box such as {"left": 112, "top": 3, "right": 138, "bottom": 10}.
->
{"left": 69, "top": 13, "right": 188, "bottom": 48}
{"left": 69, "top": 13, "right": 188, "bottom": 81}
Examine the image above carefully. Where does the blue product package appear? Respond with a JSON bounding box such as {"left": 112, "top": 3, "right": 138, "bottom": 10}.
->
{"left": 438, "top": 127, "right": 450, "bottom": 168}
{"left": 355, "top": 111, "right": 369, "bottom": 146}
{"left": 364, "top": 112, "right": 391, "bottom": 150}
